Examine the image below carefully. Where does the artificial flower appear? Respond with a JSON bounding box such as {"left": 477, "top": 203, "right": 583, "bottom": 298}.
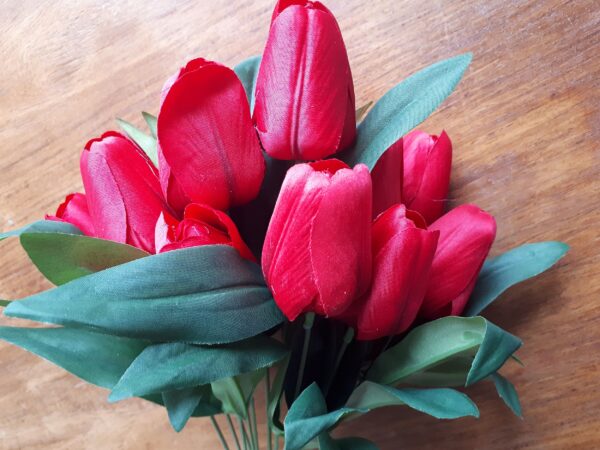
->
{"left": 46, "top": 192, "right": 95, "bottom": 236}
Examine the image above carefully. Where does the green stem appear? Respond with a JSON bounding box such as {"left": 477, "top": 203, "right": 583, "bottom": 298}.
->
{"left": 210, "top": 416, "right": 230, "bottom": 450}
{"left": 226, "top": 415, "right": 242, "bottom": 450}
{"left": 266, "top": 369, "right": 273, "bottom": 450}
{"left": 294, "top": 312, "right": 315, "bottom": 399}
{"left": 238, "top": 417, "right": 250, "bottom": 450}
{"left": 249, "top": 398, "right": 259, "bottom": 450}
{"left": 324, "top": 327, "right": 355, "bottom": 395}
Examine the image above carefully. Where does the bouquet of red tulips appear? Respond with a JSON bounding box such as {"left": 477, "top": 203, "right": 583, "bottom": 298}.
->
{"left": 0, "top": 1, "right": 568, "bottom": 449}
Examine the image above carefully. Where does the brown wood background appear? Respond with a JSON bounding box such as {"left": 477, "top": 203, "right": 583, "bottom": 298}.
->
{"left": 1, "top": 0, "right": 598, "bottom": 448}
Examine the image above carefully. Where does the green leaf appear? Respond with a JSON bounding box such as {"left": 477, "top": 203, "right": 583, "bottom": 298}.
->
{"left": 234, "top": 55, "right": 261, "bottom": 113}
{"left": 355, "top": 101, "right": 373, "bottom": 123}
{"left": 285, "top": 381, "right": 477, "bottom": 450}
{"left": 367, "top": 316, "right": 521, "bottom": 387}
{"left": 491, "top": 373, "right": 522, "bottom": 418}
{"left": 464, "top": 241, "right": 569, "bottom": 316}
{"left": 0, "top": 220, "right": 82, "bottom": 241}
{"left": 0, "top": 299, "right": 10, "bottom": 307}
{"left": 341, "top": 53, "right": 472, "bottom": 169}
{"left": 5, "top": 245, "right": 284, "bottom": 344}
{"left": 345, "top": 381, "right": 479, "bottom": 420}
{"left": 318, "top": 433, "right": 379, "bottom": 450}
{"left": 20, "top": 233, "right": 148, "bottom": 285}
{"left": 116, "top": 118, "right": 158, "bottom": 166}
{"left": 268, "top": 355, "right": 290, "bottom": 434}
{"left": 109, "top": 336, "right": 287, "bottom": 402}
{"left": 162, "top": 385, "right": 221, "bottom": 431}
{"left": 285, "top": 383, "right": 362, "bottom": 450}
{"left": 211, "top": 369, "right": 265, "bottom": 419}
{"left": 0, "top": 326, "right": 147, "bottom": 388}
{"left": 142, "top": 111, "right": 158, "bottom": 138}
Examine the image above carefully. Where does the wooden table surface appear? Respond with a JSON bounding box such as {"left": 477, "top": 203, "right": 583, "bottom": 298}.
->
{"left": 1, "top": 0, "right": 598, "bottom": 448}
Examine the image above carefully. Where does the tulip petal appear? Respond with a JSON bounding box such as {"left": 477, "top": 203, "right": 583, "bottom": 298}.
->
{"left": 254, "top": 2, "right": 355, "bottom": 160}
{"left": 310, "top": 164, "right": 372, "bottom": 316}
{"left": 81, "top": 132, "right": 164, "bottom": 253}
{"left": 371, "top": 138, "right": 403, "bottom": 218}
{"left": 46, "top": 193, "right": 95, "bottom": 236}
{"left": 158, "top": 61, "right": 264, "bottom": 211}
{"left": 421, "top": 204, "right": 496, "bottom": 318}
{"left": 403, "top": 130, "right": 452, "bottom": 223}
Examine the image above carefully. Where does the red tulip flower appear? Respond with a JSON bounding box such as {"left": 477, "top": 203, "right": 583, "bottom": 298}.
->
{"left": 253, "top": 0, "right": 356, "bottom": 160}
{"left": 158, "top": 58, "right": 265, "bottom": 213}
{"left": 262, "top": 159, "right": 372, "bottom": 321}
{"left": 46, "top": 193, "right": 95, "bottom": 236}
{"left": 81, "top": 131, "right": 165, "bottom": 253}
{"left": 402, "top": 130, "right": 452, "bottom": 224}
{"left": 337, "top": 205, "right": 439, "bottom": 340}
{"left": 420, "top": 204, "right": 496, "bottom": 319}
{"left": 155, "top": 203, "right": 254, "bottom": 261}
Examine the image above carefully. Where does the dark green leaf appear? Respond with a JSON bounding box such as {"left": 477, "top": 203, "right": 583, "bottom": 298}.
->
{"left": 5, "top": 245, "right": 284, "bottom": 344}
{"left": 162, "top": 385, "right": 221, "bottom": 431}
{"left": 142, "top": 111, "right": 158, "bottom": 138}
{"left": 491, "top": 372, "right": 522, "bottom": 418}
{"left": 20, "top": 233, "right": 148, "bottom": 285}
{"left": 285, "top": 383, "right": 362, "bottom": 450}
{"left": 341, "top": 54, "right": 472, "bottom": 169}
{"left": 345, "top": 381, "right": 479, "bottom": 419}
{"left": 109, "top": 336, "right": 287, "bottom": 402}
{"left": 367, "top": 317, "right": 521, "bottom": 387}
{"left": 0, "top": 220, "right": 81, "bottom": 241}
{"left": 0, "top": 299, "right": 10, "bottom": 307}
{"left": 116, "top": 117, "right": 158, "bottom": 166}
{"left": 0, "top": 326, "right": 147, "bottom": 388}
{"left": 464, "top": 241, "right": 569, "bottom": 316}
{"left": 234, "top": 55, "right": 261, "bottom": 113}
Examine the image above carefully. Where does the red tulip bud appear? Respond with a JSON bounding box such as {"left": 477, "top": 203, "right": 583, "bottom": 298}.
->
{"left": 81, "top": 132, "right": 165, "bottom": 253}
{"left": 155, "top": 203, "right": 255, "bottom": 261}
{"left": 420, "top": 204, "right": 496, "bottom": 319}
{"left": 262, "top": 159, "right": 372, "bottom": 321}
{"left": 337, "top": 205, "right": 438, "bottom": 340}
{"left": 403, "top": 130, "right": 452, "bottom": 224}
{"left": 158, "top": 58, "right": 265, "bottom": 213}
{"left": 46, "top": 193, "right": 95, "bottom": 236}
{"left": 254, "top": 0, "right": 356, "bottom": 160}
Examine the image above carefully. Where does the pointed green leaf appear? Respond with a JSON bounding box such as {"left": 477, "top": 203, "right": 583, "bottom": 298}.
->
{"left": 142, "top": 111, "right": 158, "bottom": 138}
{"left": 0, "top": 299, "right": 10, "bottom": 307}
{"left": 345, "top": 381, "right": 479, "bottom": 419}
{"left": 234, "top": 55, "right": 261, "bottom": 113}
{"left": 162, "top": 385, "right": 221, "bottom": 431}
{"left": 367, "top": 316, "right": 521, "bottom": 387}
{"left": 341, "top": 53, "right": 472, "bottom": 169}
{"left": 109, "top": 336, "right": 287, "bottom": 402}
{"left": 211, "top": 369, "right": 265, "bottom": 419}
{"left": 20, "top": 233, "right": 148, "bottom": 285}
{"left": 0, "top": 326, "right": 147, "bottom": 388}
{"left": 5, "top": 245, "right": 284, "bottom": 344}
{"left": 464, "top": 241, "right": 569, "bottom": 316}
{"left": 268, "top": 355, "right": 290, "bottom": 434}
{"left": 116, "top": 118, "right": 158, "bottom": 166}
{"left": 0, "top": 220, "right": 81, "bottom": 241}
{"left": 491, "top": 373, "right": 522, "bottom": 418}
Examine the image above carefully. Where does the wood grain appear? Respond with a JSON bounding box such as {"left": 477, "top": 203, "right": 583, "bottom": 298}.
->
{"left": 1, "top": 0, "right": 598, "bottom": 448}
